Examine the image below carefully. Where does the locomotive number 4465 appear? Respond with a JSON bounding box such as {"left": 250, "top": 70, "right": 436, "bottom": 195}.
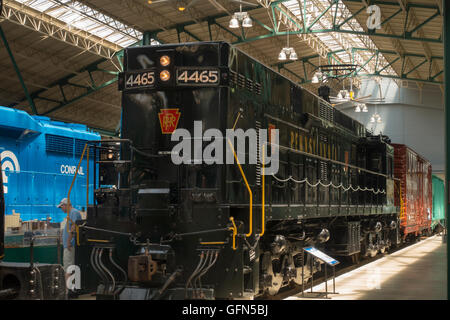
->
{"left": 176, "top": 68, "right": 219, "bottom": 85}
{"left": 125, "top": 71, "right": 155, "bottom": 89}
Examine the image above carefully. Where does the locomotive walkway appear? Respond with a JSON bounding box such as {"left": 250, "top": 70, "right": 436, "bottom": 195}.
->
{"left": 286, "top": 235, "right": 447, "bottom": 300}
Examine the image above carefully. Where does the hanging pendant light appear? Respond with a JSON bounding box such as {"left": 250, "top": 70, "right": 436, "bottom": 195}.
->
{"left": 229, "top": 16, "right": 239, "bottom": 28}
{"left": 242, "top": 16, "right": 253, "bottom": 28}
{"left": 278, "top": 49, "right": 287, "bottom": 61}
{"left": 289, "top": 48, "right": 298, "bottom": 60}
{"left": 229, "top": 4, "right": 253, "bottom": 29}
{"left": 355, "top": 104, "right": 361, "bottom": 112}
{"left": 362, "top": 104, "right": 368, "bottom": 112}
{"left": 312, "top": 74, "right": 319, "bottom": 84}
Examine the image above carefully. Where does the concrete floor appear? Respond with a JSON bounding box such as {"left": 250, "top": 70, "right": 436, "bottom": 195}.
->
{"left": 286, "top": 235, "right": 447, "bottom": 300}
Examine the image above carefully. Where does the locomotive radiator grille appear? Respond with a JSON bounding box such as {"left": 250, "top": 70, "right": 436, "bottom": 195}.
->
{"left": 319, "top": 100, "right": 334, "bottom": 122}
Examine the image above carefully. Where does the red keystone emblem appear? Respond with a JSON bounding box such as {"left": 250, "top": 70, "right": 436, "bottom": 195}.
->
{"left": 158, "top": 109, "right": 181, "bottom": 134}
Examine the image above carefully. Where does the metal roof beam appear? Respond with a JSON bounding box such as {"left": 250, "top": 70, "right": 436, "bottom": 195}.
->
{"left": 52, "top": 0, "right": 143, "bottom": 39}
{"left": 363, "top": 73, "right": 443, "bottom": 84}
{"left": 2, "top": 0, "right": 122, "bottom": 59}
{"left": 345, "top": 0, "right": 440, "bottom": 10}
{"left": 0, "top": 25, "right": 37, "bottom": 114}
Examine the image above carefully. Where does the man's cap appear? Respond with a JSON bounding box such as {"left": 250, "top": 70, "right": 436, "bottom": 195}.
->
{"left": 57, "top": 198, "right": 68, "bottom": 208}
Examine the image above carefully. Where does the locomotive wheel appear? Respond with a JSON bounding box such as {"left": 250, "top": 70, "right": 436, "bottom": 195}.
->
{"left": 261, "top": 253, "right": 283, "bottom": 296}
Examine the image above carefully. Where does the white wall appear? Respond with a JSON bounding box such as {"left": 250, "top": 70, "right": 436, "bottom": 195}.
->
{"left": 337, "top": 78, "right": 444, "bottom": 173}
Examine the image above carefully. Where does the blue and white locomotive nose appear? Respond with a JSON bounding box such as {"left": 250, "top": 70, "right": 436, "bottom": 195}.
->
{"left": 0, "top": 105, "right": 99, "bottom": 223}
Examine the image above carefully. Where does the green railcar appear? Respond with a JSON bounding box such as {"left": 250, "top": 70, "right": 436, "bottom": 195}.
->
{"left": 432, "top": 175, "right": 445, "bottom": 231}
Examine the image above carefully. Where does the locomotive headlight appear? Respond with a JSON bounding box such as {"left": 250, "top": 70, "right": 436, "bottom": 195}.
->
{"left": 160, "top": 70, "right": 171, "bottom": 81}
{"left": 160, "top": 55, "right": 171, "bottom": 67}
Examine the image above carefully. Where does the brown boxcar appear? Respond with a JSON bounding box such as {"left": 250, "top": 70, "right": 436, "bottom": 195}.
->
{"left": 392, "top": 144, "right": 432, "bottom": 238}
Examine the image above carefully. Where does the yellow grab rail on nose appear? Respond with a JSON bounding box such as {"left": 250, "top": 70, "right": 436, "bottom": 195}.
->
{"left": 229, "top": 217, "right": 238, "bottom": 250}
{"left": 227, "top": 139, "right": 253, "bottom": 238}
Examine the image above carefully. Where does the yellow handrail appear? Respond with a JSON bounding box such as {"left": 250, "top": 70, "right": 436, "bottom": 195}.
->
{"left": 229, "top": 217, "right": 237, "bottom": 250}
{"left": 66, "top": 143, "right": 89, "bottom": 245}
{"left": 227, "top": 139, "right": 252, "bottom": 238}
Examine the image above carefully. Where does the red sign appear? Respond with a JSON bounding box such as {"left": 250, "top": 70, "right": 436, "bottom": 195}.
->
{"left": 158, "top": 109, "right": 181, "bottom": 134}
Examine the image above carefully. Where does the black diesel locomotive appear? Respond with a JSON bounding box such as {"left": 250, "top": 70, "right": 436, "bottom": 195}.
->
{"left": 77, "top": 41, "right": 399, "bottom": 299}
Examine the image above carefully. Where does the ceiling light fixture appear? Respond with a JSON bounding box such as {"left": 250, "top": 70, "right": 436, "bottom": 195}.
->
{"left": 278, "top": 50, "right": 287, "bottom": 61}
{"left": 278, "top": 47, "right": 298, "bottom": 61}
{"left": 371, "top": 113, "right": 382, "bottom": 123}
{"left": 278, "top": 31, "right": 298, "bottom": 61}
{"left": 229, "top": 4, "right": 252, "bottom": 29}
{"left": 311, "top": 74, "right": 319, "bottom": 84}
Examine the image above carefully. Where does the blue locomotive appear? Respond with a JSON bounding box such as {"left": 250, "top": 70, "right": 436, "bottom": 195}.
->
{"left": 0, "top": 106, "right": 100, "bottom": 223}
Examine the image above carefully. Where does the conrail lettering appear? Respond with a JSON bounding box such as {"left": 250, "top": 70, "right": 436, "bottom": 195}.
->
{"left": 60, "top": 165, "right": 84, "bottom": 176}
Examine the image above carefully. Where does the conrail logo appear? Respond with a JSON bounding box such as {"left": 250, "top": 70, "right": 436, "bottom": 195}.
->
{"left": 170, "top": 121, "right": 280, "bottom": 175}
{"left": 1, "top": 150, "right": 20, "bottom": 194}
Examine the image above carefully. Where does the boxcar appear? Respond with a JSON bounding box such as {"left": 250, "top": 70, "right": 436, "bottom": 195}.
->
{"left": 393, "top": 144, "right": 432, "bottom": 238}
{"left": 431, "top": 175, "right": 445, "bottom": 231}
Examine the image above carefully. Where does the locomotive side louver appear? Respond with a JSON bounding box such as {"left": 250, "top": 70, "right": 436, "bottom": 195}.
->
{"left": 229, "top": 70, "right": 261, "bottom": 95}
{"left": 246, "top": 78, "right": 253, "bottom": 92}
{"left": 45, "top": 134, "right": 74, "bottom": 155}
{"left": 238, "top": 74, "right": 246, "bottom": 89}
{"left": 75, "top": 139, "right": 90, "bottom": 156}
{"left": 254, "top": 83, "right": 262, "bottom": 95}
{"left": 229, "top": 70, "right": 238, "bottom": 87}
{"left": 319, "top": 100, "right": 333, "bottom": 122}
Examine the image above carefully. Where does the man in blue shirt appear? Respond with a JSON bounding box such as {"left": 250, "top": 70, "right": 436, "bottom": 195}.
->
{"left": 58, "top": 198, "right": 82, "bottom": 293}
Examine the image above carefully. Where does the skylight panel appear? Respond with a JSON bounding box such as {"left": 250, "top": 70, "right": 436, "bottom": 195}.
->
{"left": 14, "top": 0, "right": 143, "bottom": 48}
{"left": 282, "top": 0, "right": 397, "bottom": 77}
